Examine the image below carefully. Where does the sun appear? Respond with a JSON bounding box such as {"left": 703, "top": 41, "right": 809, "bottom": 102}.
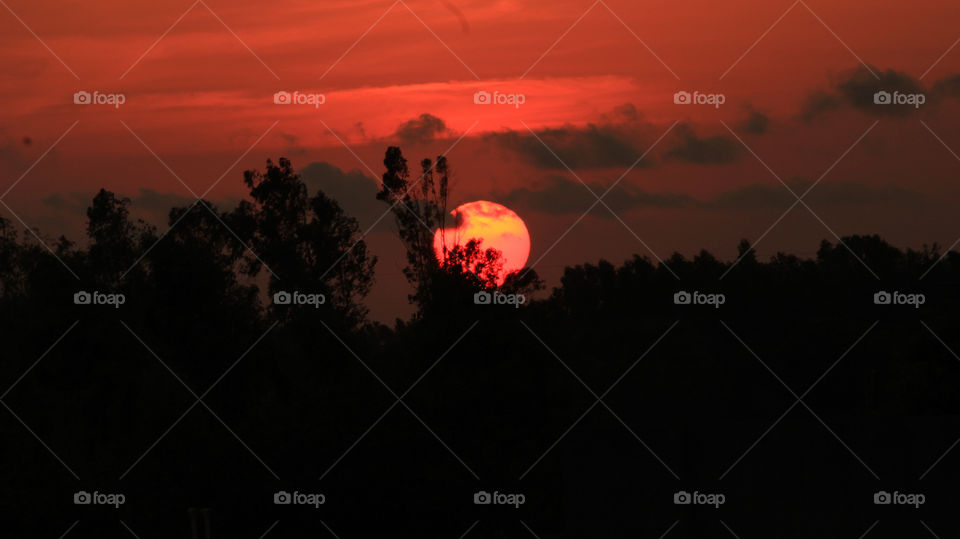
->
{"left": 433, "top": 201, "right": 531, "bottom": 284}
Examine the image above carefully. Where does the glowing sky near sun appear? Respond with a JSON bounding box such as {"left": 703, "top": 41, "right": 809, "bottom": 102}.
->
{"left": 3, "top": 0, "right": 960, "bottom": 322}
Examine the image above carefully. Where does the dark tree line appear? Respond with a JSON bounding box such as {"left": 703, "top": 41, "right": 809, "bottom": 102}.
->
{"left": 2, "top": 148, "right": 960, "bottom": 537}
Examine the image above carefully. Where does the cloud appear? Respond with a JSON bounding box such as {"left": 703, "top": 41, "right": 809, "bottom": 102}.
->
{"left": 37, "top": 165, "right": 382, "bottom": 232}
{"left": 800, "top": 89, "right": 843, "bottom": 121}
{"left": 40, "top": 189, "right": 239, "bottom": 228}
{"left": 499, "top": 174, "right": 694, "bottom": 216}
{"left": 279, "top": 132, "right": 307, "bottom": 156}
{"left": 484, "top": 104, "right": 659, "bottom": 170}
{"left": 43, "top": 188, "right": 209, "bottom": 215}
{"left": 739, "top": 105, "right": 770, "bottom": 135}
{"left": 393, "top": 113, "right": 450, "bottom": 146}
{"left": 600, "top": 103, "right": 644, "bottom": 124}
{"left": 932, "top": 73, "right": 960, "bottom": 99}
{"left": 662, "top": 124, "right": 742, "bottom": 164}
{"left": 133, "top": 189, "right": 200, "bottom": 215}
{"left": 41, "top": 192, "right": 90, "bottom": 214}
{"left": 498, "top": 174, "right": 924, "bottom": 218}
{"left": 801, "top": 65, "right": 928, "bottom": 120}
{"left": 706, "top": 178, "right": 925, "bottom": 210}
{"left": 299, "top": 161, "right": 385, "bottom": 229}
{"left": 37, "top": 163, "right": 386, "bottom": 233}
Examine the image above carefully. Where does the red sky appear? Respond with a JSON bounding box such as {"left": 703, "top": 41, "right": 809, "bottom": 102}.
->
{"left": 3, "top": 0, "right": 960, "bottom": 320}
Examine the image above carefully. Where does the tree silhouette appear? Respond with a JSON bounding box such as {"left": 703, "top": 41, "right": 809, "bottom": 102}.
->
{"left": 237, "top": 157, "right": 376, "bottom": 326}
{"left": 376, "top": 147, "right": 543, "bottom": 316}
{"left": 4, "top": 151, "right": 960, "bottom": 537}
{"left": 376, "top": 147, "right": 451, "bottom": 308}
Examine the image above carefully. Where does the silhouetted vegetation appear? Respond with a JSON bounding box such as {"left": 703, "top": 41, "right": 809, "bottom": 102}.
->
{"left": 2, "top": 151, "right": 960, "bottom": 537}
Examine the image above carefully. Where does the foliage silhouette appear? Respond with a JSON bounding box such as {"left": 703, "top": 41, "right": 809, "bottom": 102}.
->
{"left": 0, "top": 152, "right": 959, "bottom": 537}
{"left": 238, "top": 157, "right": 376, "bottom": 327}
{"left": 376, "top": 147, "right": 543, "bottom": 319}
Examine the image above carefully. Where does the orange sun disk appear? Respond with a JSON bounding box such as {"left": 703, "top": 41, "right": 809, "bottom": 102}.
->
{"left": 433, "top": 200, "right": 531, "bottom": 284}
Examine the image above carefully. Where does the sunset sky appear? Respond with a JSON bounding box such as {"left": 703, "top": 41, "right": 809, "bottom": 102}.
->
{"left": 3, "top": 0, "right": 960, "bottom": 320}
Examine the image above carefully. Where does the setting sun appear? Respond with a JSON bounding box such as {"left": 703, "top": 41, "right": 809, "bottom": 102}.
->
{"left": 433, "top": 200, "right": 531, "bottom": 283}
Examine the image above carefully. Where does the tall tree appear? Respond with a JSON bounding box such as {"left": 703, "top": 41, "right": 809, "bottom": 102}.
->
{"left": 236, "top": 158, "right": 377, "bottom": 326}
{"left": 375, "top": 147, "right": 543, "bottom": 315}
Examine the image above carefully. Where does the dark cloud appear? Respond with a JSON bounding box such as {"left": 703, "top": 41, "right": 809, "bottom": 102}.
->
{"left": 932, "top": 73, "right": 960, "bottom": 99}
{"left": 662, "top": 124, "right": 742, "bottom": 164}
{"left": 394, "top": 113, "right": 449, "bottom": 146}
{"left": 484, "top": 127, "right": 644, "bottom": 169}
{"left": 739, "top": 105, "right": 770, "bottom": 135}
{"left": 133, "top": 188, "right": 198, "bottom": 215}
{"left": 601, "top": 103, "right": 643, "bottom": 124}
{"left": 32, "top": 189, "right": 233, "bottom": 240}
{"left": 299, "top": 161, "right": 385, "bottom": 229}
{"left": 801, "top": 65, "right": 928, "bottom": 120}
{"left": 39, "top": 168, "right": 381, "bottom": 230}
{"left": 42, "top": 189, "right": 233, "bottom": 225}
{"left": 498, "top": 174, "right": 924, "bottom": 218}
{"left": 706, "top": 178, "right": 925, "bottom": 210}
{"left": 41, "top": 192, "right": 90, "bottom": 213}
{"left": 279, "top": 132, "right": 307, "bottom": 156}
{"left": 484, "top": 104, "right": 659, "bottom": 170}
{"left": 800, "top": 90, "right": 843, "bottom": 122}
{"left": 353, "top": 121, "right": 368, "bottom": 140}
{"left": 39, "top": 164, "right": 385, "bottom": 233}
{"left": 489, "top": 103, "right": 747, "bottom": 170}
{"left": 705, "top": 182, "right": 794, "bottom": 210}
{"left": 499, "top": 174, "right": 693, "bottom": 216}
